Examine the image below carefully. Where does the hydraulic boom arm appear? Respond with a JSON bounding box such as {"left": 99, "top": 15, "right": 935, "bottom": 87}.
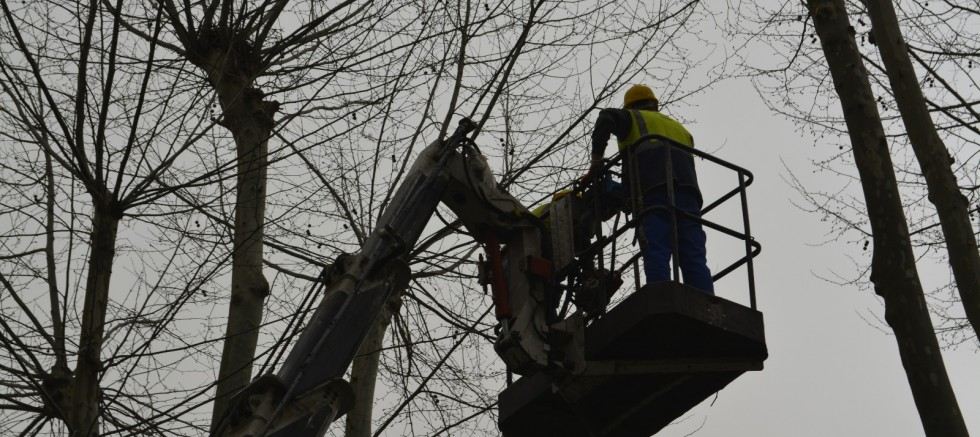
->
{"left": 217, "top": 119, "right": 550, "bottom": 437}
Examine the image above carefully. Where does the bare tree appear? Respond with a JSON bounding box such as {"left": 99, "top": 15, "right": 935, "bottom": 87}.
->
{"left": 0, "top": 0, "right": 229, "bottom": 435}
{"left": 134, "top": 1, "right": 408, "bottom": 427}
{"left": 1, "top": 1, "right": 727, "bottom": 435}
{"left": 737, "top": 0, "right": 980, "bottom": 346}
{"left": 860, "top": 0, "right": 980, "bottom": 342}
{"left": 749, "top": 0, "right": 970, "bottom": 435}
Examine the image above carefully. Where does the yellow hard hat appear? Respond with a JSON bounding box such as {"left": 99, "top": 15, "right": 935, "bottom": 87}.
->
{"left": 623, "top": 84, "right": 657, "bottom": 108}
{"left": 552, "top": 189, "right": 573, "bottom": 201}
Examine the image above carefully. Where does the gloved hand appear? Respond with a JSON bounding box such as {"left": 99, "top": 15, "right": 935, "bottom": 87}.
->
{"left": 581, "top": 154, "right": 603, "bottom": 182}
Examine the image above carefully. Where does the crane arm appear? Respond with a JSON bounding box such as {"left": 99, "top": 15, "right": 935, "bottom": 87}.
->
{"left": 217, "top": 118, "right": 549, "bottom": 437}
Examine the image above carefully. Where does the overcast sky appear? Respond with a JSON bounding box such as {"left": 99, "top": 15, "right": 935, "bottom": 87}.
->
{"left": 4, "top": 2, "right": 975, "bottom": 435}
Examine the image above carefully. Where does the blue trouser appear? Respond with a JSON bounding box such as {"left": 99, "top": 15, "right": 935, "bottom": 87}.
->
{"left": 638, "top": 186, "right": 714, "bottom": 293}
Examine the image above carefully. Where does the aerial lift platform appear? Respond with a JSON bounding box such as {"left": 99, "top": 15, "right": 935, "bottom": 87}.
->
{"left": 496, "top": 133, "right": 765, "bottom": 436}
{"left": 498, "top": 283, "right": 766, "bottom": 437}
{"left": 216, "top": 119, "right": 764, "bottom": 437}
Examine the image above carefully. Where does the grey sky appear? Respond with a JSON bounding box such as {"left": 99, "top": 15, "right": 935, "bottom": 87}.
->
{"left": 2, "top": 1, "right": 976, "bottom": 435}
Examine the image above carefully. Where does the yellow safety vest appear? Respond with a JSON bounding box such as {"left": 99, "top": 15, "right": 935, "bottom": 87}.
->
{"left": 616, "top": 110, "right": 694, "bottom": 151}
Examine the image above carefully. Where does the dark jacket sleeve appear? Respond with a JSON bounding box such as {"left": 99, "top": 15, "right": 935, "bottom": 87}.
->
{"left": 591, "top": 108, "right": 631, "bottom": 157}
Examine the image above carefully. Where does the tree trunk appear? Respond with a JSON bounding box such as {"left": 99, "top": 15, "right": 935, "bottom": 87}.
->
{"left": 345, "top": 294, "right": 402, "bottom": 437}
{"left": 863, "top": 0, "right": 980, "bottom": 340}
{"left": 807, "top": 2, "right": 969, "bottom": 436}
{"left": 42, "top": 141, "right": 68, "bottom": 373}
{"left": 70, "top": 199, "right": 121, "bottom": 437}
{"left": 209, "top": 84, "right": 277, "bottom": 431}
{"left": 42, "top": 142, "right": 73, "bottom": 423}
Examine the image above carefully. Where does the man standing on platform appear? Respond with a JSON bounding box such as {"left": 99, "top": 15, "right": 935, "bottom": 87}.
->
{"left": 587, "top": 84, "right": 713, "bottom": 294}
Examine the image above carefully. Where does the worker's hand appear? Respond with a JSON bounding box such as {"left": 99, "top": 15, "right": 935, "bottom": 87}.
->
{"left": 590, "top": 156, "right": 603, "bottom": 173}
{"left": 580, "top": 156, "right": 603, "bottom": 183}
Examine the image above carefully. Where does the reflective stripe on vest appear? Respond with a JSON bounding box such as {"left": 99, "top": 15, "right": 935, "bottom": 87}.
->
{"left": 616, "top": 110, "right": 694, "bottom": 151}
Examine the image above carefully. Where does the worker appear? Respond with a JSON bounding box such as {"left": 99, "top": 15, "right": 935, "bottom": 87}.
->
{"left": 586, "top": 84, "right": 713, "bottom": 294}
{"left": 530, "top": 188, "right": 575, "bottom": 219}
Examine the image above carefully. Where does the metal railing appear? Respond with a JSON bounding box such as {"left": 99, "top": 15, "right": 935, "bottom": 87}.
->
{"left": 567, "top": 134, "right": 761, "bottom": 309}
